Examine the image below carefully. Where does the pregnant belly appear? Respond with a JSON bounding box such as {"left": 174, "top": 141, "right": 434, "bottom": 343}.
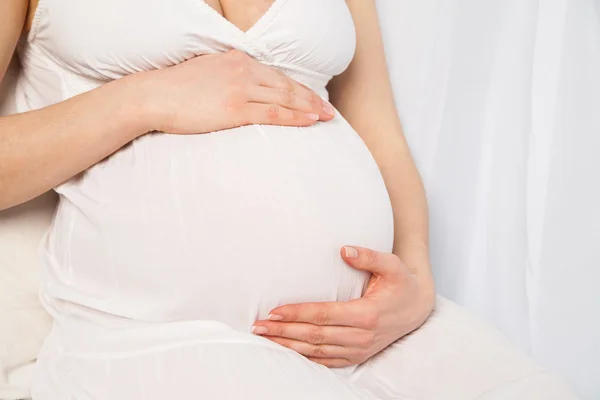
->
{"left": 43, "top": 116, "right": 394, "bottom": 330}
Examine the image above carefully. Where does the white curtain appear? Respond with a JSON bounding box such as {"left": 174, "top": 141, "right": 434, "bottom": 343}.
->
{"left": 377, "top": 0, "right": 600, "bottom": 398}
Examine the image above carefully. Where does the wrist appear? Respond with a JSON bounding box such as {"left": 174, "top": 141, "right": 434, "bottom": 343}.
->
{"left": 417, "top": 270, "right": 436, "bottom": 304}
{"left": 394, "top": 242, "right": 436, "bottom": 300}
{"left": 394, "top": 241, "right": 430, "bottom": 276}
{"left": 111, "top": 71, "right": 160, "bottom": 136}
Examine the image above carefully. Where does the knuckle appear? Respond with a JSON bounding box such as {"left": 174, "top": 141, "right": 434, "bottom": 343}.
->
{"left": 314, "top": 310, "right": 330, "bottom": 326}
{"left": 275, "top": 72, "right": 293, "bottom": 91}
{"left": 307, "top": 327, "right": 326, "bottom": 345}
{"left": 266, "top": 105, "right": 280, "bottom": 120}
{"left": 290, "top": 109, "right": 301, "bottom": 121}
{"left": 279, "top": 88, "right": 295, "bottom": 106}
{"left": 309, "top": 345, "right": 327, "bottom": 358}
{"left": 273, "top": 325, "right": 285, "bottom": 337}
{"left": 364, "top": 249, "right": 378, "bottom": 267}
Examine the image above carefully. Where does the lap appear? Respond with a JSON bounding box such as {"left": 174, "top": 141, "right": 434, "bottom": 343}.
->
{"left": 32, "top": 298, "right": 577, "bottom": 399}
{"left": 348, "top": 296, "right": 578, "bottom": 400}
{"left": 33, "top": 319, "right": 372, "bottom": 400}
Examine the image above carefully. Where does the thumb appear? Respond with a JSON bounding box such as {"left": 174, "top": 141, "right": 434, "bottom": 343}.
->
{"left": 340, "top": 246, "right": 399, "bottom": 278}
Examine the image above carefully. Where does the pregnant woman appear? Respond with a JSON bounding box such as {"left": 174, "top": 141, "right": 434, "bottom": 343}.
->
{"left": 0, "top": 0, "right": 437, "bottom": 398}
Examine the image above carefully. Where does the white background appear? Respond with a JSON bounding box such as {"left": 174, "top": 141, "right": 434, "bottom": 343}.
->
{"left": 377, "top": 0, "right": 600, "bottom": 398}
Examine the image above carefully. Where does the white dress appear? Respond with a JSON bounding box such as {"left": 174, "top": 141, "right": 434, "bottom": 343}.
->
{"left": 12, "top": 0, "right": 574, "bottom": 400}
{"left": 17, "top": 0, "right": 395, "bottom": 398}
{"left": 13, "top": 1, "right": 583, "bottom": 398}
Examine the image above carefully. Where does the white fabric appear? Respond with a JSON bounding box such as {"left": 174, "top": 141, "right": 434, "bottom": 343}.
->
{"left": 20, "top": 0, "right": 394, "bottom": 333}
{"left": 33, "top": 296, "right": 578, "bottom": 400}
{"left": 377, "top": 0, "right": 600, "bottom": 398}
{"left": 352, "top": 297, "right": 577, "bottom": 400}
{"left": 0, "top": 0, "right": 579, "bottom": 398}
{"left": 0, "top": 188, "right": 55, "bottom": 399}
{"left": 0, "top": 57, "right": 55, "bottom": 400}
{"left": 19, "top": 0, "right": 395, "bottom": 397}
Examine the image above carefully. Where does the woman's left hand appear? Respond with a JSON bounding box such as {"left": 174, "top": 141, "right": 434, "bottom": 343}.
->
{"left": 251, "top": 246, "right": 436, "bottom": 368}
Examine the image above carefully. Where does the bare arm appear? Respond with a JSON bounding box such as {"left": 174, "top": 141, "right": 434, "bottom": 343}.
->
{"left": 328, "top": 0, "right": 434, "bottom": 289}
{"left": 0, "top": 0, "right": 151, "bottom": 210}
{"left": 0, "top": 0, "right": 26, "bottom": 80}
{"left": 0, "top": 81, "right": 151, "bottom": 210}
{"left": 0, "top": 0, "right": 333, "bottom": 211}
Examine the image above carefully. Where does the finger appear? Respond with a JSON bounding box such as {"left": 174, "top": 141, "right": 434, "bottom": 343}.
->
{"left": 252, "top": 321, "right": 372, "bottom": 347}
{"left": 247, "top": 86, "right": 317, "bottom": 115}
{"left": 340, "top": 246, "right": 402, "bottom": 279}
{"left": 268, "top": 301, "right": 377, "bottom": 328}
{"left": 307, "top": 357, "right": 355, "bottom": 368}
{"left": 251, "top": 65, "right": 334, "bottom": 121}
{"left": 263, "top": 336, "right": 355, "bottom": 361}
{"left": 238, "top": 103, "right": 319, "bottom": 127}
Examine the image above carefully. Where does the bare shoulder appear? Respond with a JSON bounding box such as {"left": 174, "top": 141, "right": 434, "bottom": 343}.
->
{"left": 0, "top": 0, "right": 29, "bottom": 80}
{"left": 0, "top": 0, "right": 29, "bottom": 36}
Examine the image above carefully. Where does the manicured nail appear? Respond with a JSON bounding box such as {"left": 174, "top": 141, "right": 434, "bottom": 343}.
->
{"left": 306, "top": 113, "right": 319, "bottom": 121}
{"left": 252, "top": 326, "right": 268, "bottom": 335}
{"left": 344, "top": 246, "right": 359, "bottom": 258}
{"left": 322, "top": 100, "right": 335, "bottom": 116}
{"left": 268, "top": 314, "right": 284, "bottom": 321}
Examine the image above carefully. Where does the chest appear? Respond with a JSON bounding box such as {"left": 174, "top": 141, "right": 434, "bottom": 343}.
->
{"left": 25, "top": 0, "right": 356, "bottom": 87}
{"left": 202, "top": 0, "right": 275, "bottom": 33}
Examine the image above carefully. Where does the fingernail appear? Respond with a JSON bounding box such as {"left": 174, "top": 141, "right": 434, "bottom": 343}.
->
{"left": 344, "top": 246, "right": 359, "bottom": 258}
{"left": 306, "top": 113, "right": 319, "bottom": 121}
{"left": 322, "top": 100, "right": 335, "bottom": 116}
{"left": 268, "top": 314, "right": 284, "bottom": 321}
{"left": 252, "top": 326, "right": 268, "bottom": 335}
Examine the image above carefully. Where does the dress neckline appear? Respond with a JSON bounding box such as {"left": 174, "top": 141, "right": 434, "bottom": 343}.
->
{"left": 197, "top": 0, "right": 286, "bottom": 38}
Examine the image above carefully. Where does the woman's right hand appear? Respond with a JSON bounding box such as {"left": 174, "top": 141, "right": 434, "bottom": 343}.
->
{"left": 136, "top": 50, "right": 335, "bottom": 135}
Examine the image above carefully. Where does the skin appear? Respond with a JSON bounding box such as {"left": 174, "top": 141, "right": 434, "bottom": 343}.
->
{"left": 252, "top": 0, "right": 435, "bottom": 368}
{"left": 0, "top": 0, "right": 334, "bottom": 210}
{"left": 1, "top": 0, "right": 435, "bottom": 369}
{"left": 203, "top": 0, "right": 276, "bottom": 32}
